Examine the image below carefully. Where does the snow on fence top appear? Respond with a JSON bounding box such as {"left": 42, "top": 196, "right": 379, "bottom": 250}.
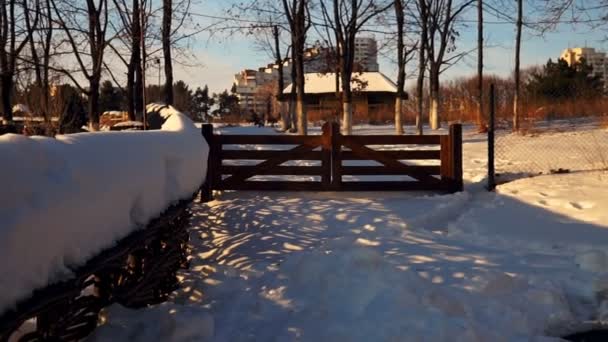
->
{"left": 0, "top": 105, "right": 208, "bottom": 313}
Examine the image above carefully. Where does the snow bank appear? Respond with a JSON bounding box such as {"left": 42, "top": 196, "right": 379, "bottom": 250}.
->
{"left": 0, "top": 106, "right": 208, "bottom": 314}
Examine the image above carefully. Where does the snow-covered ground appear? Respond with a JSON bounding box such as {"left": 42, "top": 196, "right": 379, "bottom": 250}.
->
{"left": 494, "top": 119, "right": 608, "bottom": 178}
{"left": 89, "top": 124, "right": 608, "bottom": 341}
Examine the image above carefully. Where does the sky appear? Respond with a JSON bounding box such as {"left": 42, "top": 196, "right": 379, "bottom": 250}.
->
{"left": 169, "top": 1, "right": 608, "bottom": 95}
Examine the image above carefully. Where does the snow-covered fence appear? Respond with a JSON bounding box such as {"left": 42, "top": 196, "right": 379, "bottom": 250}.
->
{"left": 0, "top": 107, "right": 208, "bottom": 340}
{"left": 0, "top": 199, "right": 192, "bottom": 341}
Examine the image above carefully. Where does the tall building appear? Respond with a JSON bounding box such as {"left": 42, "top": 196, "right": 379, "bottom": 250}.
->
{"left": 560, "top": 47, "right": 608, "bottom": 86}
{"left": 353, "top": 37, "right": 379, "bottom": 72}
{"left": 234, "top": 37, "right": 381, "bottom": 113}
{"left": 233, "top": 67, "right": 279, "bottom": 113}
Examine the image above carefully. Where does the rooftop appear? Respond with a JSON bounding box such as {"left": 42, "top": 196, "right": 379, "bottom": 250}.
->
{"left": 283, "top": 72, "right": 397, "bottom": 94}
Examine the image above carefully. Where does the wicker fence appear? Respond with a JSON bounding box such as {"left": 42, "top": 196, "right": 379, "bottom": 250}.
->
{"left": 0, "top": 198, "right": 194, "bottom": 341}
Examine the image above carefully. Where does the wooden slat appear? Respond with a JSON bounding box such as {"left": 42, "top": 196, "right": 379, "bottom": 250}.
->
{"left": 221, "top": 165, "right": 324, "bottom": 175}
{"left": 340, "top": 150, "right": 440, "bottom": 160}
{"left": 218, "top": 135, "right": 323, "bottom": 145}
{"left": 338, "top": 181, "right": 447, "bottom": 192}
{"left": 341, "top": 165, "right": 440, "bottom": 175}
{"left": 340, "top": 135, "right": 441, "bottom": 145}
{"left": 221, "top": 143, "right": 320, "bottom": 186}
{"left": 339, "top": 137, "right": 439, "bottom": 183}
{"left": 221, "top": 150, "right": 323, "bottom": 160}
{"left": 216, "top": 181, "right": 326, "bottom": 191}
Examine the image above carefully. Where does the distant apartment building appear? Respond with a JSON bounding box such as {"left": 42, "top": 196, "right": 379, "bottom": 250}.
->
{"left": 234, "top": 37, "right": 380, "bottom": 113}
{"left": 353, "top": 37, "right": 379, "bottom": 72}
{"left": 560, "top": 47, "right": 608, "bottom": 86}
{"left": 233, "top": 67, "right": 280, "bottom": 113}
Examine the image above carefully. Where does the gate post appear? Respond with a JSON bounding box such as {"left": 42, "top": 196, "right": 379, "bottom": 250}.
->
{"left": 200, "top": 124, "right": 214, "bottom": 202}
{"left": 321, "top": 122, "right": 332, "bottom": 187}
{"left": 450, "top": 124, "right": 463, "bottom": 192}
{"left": 330, "top": 122, "right": 342, "bottom": 190}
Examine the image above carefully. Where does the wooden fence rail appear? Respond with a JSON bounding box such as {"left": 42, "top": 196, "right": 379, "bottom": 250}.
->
{"left": 200, "top": 122, "right": 462, "bottom": 199}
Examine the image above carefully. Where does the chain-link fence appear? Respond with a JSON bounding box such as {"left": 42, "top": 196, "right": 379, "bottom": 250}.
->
{"left": 489, "top": 81, "right": 608, "bottom": 185}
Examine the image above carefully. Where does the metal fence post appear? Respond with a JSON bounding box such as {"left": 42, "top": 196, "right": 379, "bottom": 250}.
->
{"left": 200, "top": 124, "right": 214, "bottom": 202}
{"left": 487, "top": 84, "right": 496, "bottom": 191}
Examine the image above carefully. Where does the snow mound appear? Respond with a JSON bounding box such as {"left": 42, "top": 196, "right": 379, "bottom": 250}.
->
{"left": 0, "top": 108, "right": 208, "bottom": 314}
{"left": 199, "top": 242, "right": 578, "bottom": 341}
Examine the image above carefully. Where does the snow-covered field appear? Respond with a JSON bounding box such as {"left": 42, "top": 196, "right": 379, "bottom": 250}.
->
{"left": 494, "top": 120, "right": 608, "bottom": 179}
{"left": 88, "top": 124, "right": 608, "bottom": 341}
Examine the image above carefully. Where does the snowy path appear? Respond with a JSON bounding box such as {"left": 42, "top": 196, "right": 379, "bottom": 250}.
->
{"left": 89, "top": 125, "right": 608, "bottom": 342}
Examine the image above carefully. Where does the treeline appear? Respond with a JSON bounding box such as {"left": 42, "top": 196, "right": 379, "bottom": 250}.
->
{"left": 399, "top": 58, "right": 606, "bottom": 127}
{"left": 0, "top": 0, "right": 195, "bottom": 131}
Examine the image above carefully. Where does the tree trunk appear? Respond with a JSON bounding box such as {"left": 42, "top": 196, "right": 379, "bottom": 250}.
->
{"left": 43, "top": 0, "right": 52, "bottom": 123}
{"left": 296, "top": 96, "right": 306, "bottom": 134}
{"left": 126, "top": 0, "right": 141, "bottom": 121}
{"left": 162, "top": 0, "right": 173, "bottom": 105}
{"left": 88, "top": 79, "right": 101, "bottom": 131}
{"left": 477, "top": 0, "right": 483, "bottom": 128}
{"left": 295, "top": 59, "right": 306, "bottom": 135}
{"left": 1, "top": 74, "right": 13, "bottom": 123}
{"left": 273, "top": 26, "right": 288, "bottom": 131}
{"left": 135, "top": 62, "right": 144, "bottom": 120}
{"left": 126, "top": 65, "right": 135, "bottom": 120}
{"left": 395, "top": 0, "right": 405, "bottom": 135}
{"left": 288, "top": 58, "right": 297, "bottom": 132}
{"left": 341, "top": 101, "right": 353, "bottom": 135}
{"left": 513, "top": 0, "right": 522, "bottom": 132}
{"left": 395, "top": 97, "right": 403, "bottom": 134}
{"left": 416, "top": 0, "right": 427, "bottom": 135}
{"left": 294, "top": 29, "right": 306, "bottom": 135}
{"left": 429, "top": 66, "right": 440, "bottom": 130}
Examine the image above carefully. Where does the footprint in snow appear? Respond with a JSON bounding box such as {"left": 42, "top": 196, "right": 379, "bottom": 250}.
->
{"left": 569, "top": 201, "right": 595, "bottom": 210}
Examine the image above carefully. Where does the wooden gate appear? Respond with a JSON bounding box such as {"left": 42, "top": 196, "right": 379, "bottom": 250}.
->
{"left": 200, "top": 122, "right": 462, "bottom": 200}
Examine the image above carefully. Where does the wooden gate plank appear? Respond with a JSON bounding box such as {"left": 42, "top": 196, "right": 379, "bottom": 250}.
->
{"left": 221, "top": 142, "right": 321, "bottom": 187}
{"left": 341, "top": 150, "right": 440, "bottom": 160}
{"left": 221, "top": 150, "right": 323, "bottom": 160}
{"left": 221, "top": 165, "right": 324, "bottom": 175}
{"left": 338, "top": 181, "right": 444, "bottom": 191}
{"left": 340, "top": 136, "right": 439, "bottom": 183}
{"left": 341, "top": 165, "right": 440, "bottom": 176}
{"left": 216, "top": 181, "right": 325, "bottom": 191}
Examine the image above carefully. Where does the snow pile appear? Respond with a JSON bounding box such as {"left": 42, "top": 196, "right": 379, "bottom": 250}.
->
{"left": 0, "top": 107, "right": 208, "bottom": 314}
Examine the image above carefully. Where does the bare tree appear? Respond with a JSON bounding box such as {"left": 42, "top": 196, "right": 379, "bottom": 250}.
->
{"left": 394, "top": 0, "right": 417, "bottom": 135}
{"left": 513, "top": 0, "right": 522, "bottom": 131}
{"left": 322, "top": 0, "right": 391, "bottom": 135}
{"left": 477, "top": 0, "right": 483, "bottom": 128}
{"left": 51, "top": 0, "right": 110, "bottom": 131}
{"left": 1, "top": 0, "right": 39, "bottom": 123}
{"left": 281, "top": 0, "right": 309, "bottom": 135}
{"left": 162, "top": 0, "right": 173, "bottom": 105}
{"left": 415, "top": 0, "right": 428, "bottom": 135}
{"left": 26, "top": 0, "right": 53, "bottom": 122}
{"left": 422, "top": 0, "right": 474, "bottom": 130}
{"left": 110, "top": 0, "right": 144, "bottom": 121}
{"left": 272, "top": 25, "right": 291, "bottom": 130}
